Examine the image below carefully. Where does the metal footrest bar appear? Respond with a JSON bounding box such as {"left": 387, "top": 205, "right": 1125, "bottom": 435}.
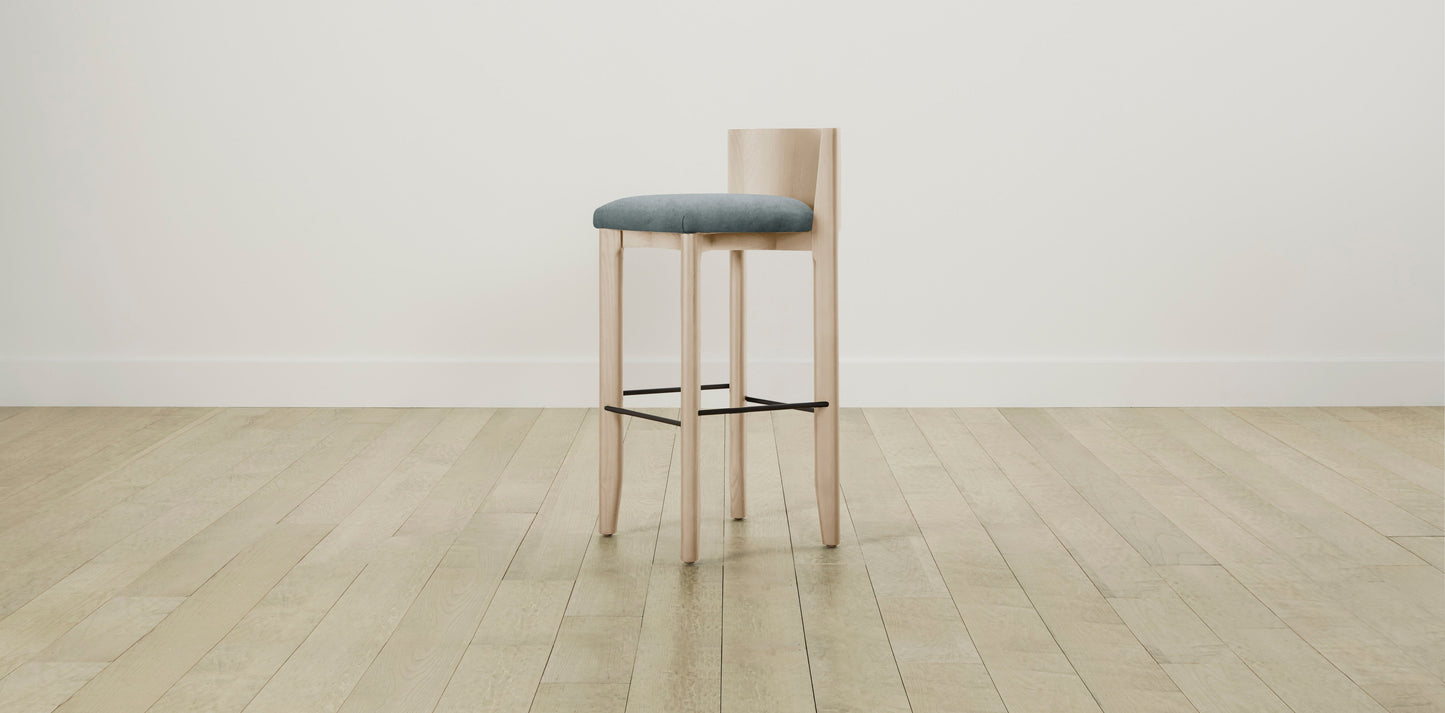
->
{"left": 623, "top": 383, "right": 729, "bottom": 396}
{"left": 744, "top": 396, "right": 817, "bottom": 413}
{"left": 607, "top": 392, "right": 828, "bottom": 426}
{"left": 699, "top": 401, "right": 829, "bottom": 417}
{"left": 603, "top": 406, "right": 682, "bottom": 427}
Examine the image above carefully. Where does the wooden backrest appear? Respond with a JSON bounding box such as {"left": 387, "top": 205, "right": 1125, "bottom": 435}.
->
{"left": 728, "top": 129, "right": 838, "bottom": 238}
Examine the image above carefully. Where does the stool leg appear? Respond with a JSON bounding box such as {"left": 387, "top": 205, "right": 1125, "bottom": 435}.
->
{"left": 814, "top": 238, "right": 840, "bottom": 547}
{"left": 728, "top": 250, "right": 746, "bottom": 520}
{"left": 599, "top": 228, "right": 623, "bottom": 536}
{"left": 680, "top": 234, "right": 701, "bottom": 563}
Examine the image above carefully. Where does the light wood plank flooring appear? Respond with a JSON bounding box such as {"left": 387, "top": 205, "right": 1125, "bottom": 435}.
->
{"left": 0, "top": 407, "right": 1441, "bottom": 713}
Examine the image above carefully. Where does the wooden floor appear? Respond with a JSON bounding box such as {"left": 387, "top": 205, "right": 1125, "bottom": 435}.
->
{"left": 0, "top": 407, "right": 1440, "bottom": 713}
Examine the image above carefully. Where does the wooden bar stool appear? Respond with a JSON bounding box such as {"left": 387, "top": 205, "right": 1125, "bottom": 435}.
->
{"left": 594, "top": 128, "right": 839, "bottom": 564}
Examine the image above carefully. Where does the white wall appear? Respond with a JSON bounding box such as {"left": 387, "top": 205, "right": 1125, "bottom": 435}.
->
{"left": 1, "top": 0, "right": 1440, "bottom": 407}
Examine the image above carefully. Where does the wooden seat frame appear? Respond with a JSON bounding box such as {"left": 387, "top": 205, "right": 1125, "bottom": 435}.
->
{"left": 598, "top": 128, "right": 839, "bottom": 563}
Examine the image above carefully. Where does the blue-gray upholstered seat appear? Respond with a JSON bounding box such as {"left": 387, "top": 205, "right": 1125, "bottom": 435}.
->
{"left": 593, "top": 193, "right": 813, "bottom": 234}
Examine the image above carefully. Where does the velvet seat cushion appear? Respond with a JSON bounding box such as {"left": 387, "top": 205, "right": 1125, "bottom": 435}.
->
{"left": 593, "top": 193, "right": 813, "bottom": 234}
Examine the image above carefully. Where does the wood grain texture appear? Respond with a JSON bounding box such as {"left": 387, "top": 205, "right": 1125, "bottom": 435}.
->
{"left": 1393, "top": 536, "right": 1444, "bottom": 570}
{"left": 626, "top": 415, "right": 724, "bottom": 712}
{"left": 1182, "top": 407, "right": 1439, "bottom": 537}
{"left": 728, "top": 248, "right": 746, "bottom": 521}
{"left": 0, "top": 407, "right": 1439, "bottom": 713}
{"left": 679, "top": 233, "right": 702, "bottom": 564}
{"left": 722, "top": 412, "right": 813, "bottom": 713}
{"left": 952, "top": 409, "right": 1197, "bottom": 713}
{"left": 811, "top": 129, "right": 840, "bottom": 548}
{"left": 600, "top": 228, "right": 624, "bottom": 536}
{"left": 54, "top": 524, "right": 331, "bottom": 713}
{"left": 0, "top": 662, "right": 106, "bottom": 713}
{"left": 0, "top": 409, "right": 321, "bottom": 680}
{"left": 1230, "top": 408, "right": 1443, "bottom": 528}
{"left": 778, "top": 410, "right": 911, "bottom": 713}
{"left": 337, "top": 513, "right": 532, "bottom": 713}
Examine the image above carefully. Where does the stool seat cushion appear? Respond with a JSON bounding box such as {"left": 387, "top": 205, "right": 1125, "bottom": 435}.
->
{"left": 593, "top": 193, "right": 813, "bottom": 234}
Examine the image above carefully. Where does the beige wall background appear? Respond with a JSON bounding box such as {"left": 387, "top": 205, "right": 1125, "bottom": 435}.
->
{"left": 1, "top": 0, "right": 1440, "bottom": 406}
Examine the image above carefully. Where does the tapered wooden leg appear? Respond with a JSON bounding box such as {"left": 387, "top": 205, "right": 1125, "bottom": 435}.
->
{"left": 813, "top": 238, "right": 839, "bottom": 547}
{"left": 728, "top": 250, "right": 746, "bottom": 520}
{"left": 599, "top": 228, "right": 623, "bottom": 536}
{"left": 680, "top": 234, "right": 701, "bottom": 563}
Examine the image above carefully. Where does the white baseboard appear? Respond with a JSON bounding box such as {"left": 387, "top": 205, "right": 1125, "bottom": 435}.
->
{"left": 0, "top": 358, "right": 1439, "bottom": 407}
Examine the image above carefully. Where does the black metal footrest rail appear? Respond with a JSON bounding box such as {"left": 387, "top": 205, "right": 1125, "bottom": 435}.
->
{"left": 603, "top": 406, "right": 683, "bottom": 427}
{"left": 623, "top": 383, "right": 730, "bottom": 396}
{"left": 742, "top": 395, "right": 818, "bottom": 413}
{"left": 605, "top": 383, "right": 828, "bottom": 427}
{"left": 698, "top": 400, "right": 828, "bottom": 417}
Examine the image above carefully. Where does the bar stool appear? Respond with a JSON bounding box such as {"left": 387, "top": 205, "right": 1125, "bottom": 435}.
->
{"left": 594, "top": 128, "right": 839, "bottom": 564}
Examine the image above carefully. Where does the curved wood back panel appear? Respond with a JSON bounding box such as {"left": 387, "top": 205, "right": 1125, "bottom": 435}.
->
{"left": 726, "top": 128, "right": 837, "bottom": 244}
{"left": 727, "top": 129, "right": 821, "bottom": 204}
